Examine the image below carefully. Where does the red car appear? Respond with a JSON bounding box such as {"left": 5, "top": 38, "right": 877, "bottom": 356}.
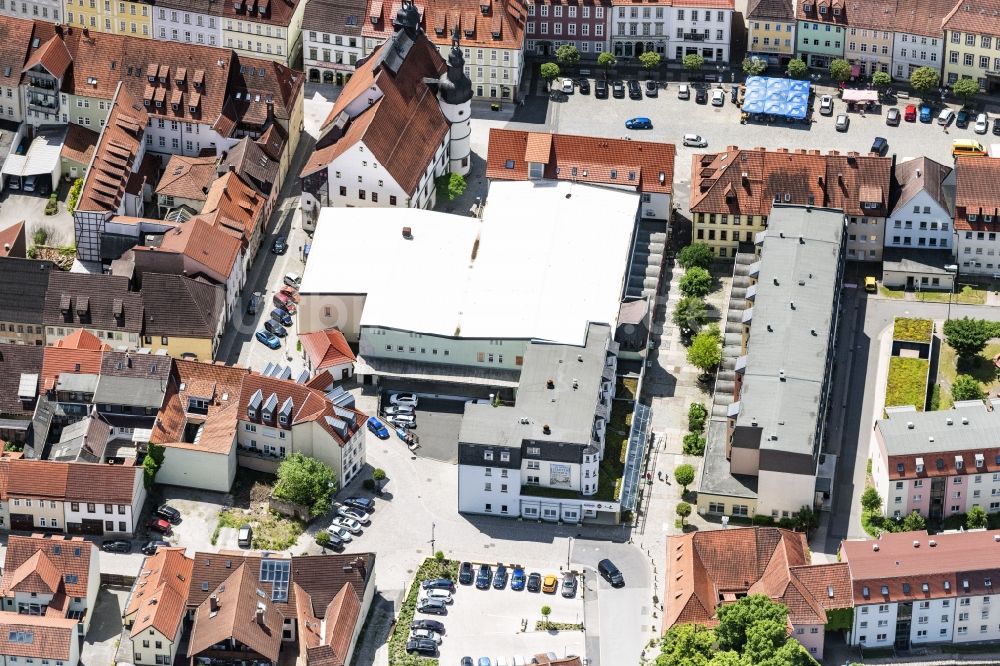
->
{"left": 272, "top": 291, "right": 297, "bottom": 313}
{"left": 279, "top": 285, "right": 300, "bottom": 303}
{"left": 147, "top": 518, "right": 172, "bottom": 535}
{"left": 904, "top": 104, "right": 917, "bottom": 122}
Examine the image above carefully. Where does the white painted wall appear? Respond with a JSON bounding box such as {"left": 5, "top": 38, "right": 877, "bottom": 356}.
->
{"left": 887, "top": 189, "right": 952, "bottom": 252}
{"left": 153, "top": 6, "right": 221, "bottom": 46}
{"left": 156, "top": 443, "right": 237, "bottom": 492}
{"left": 756, "top": 470, "right": 816, "bottom": 519}
{"left": 667, "top": 6, "right": 732, "bottom": 62}
{"left": 892, "top": 32, "right": 943, "bottom": 80}
{"left": 457, "top": 465, "right": 522, "bottom": 517}
{"left": 852, "top": 602, "right": 899, "bottom": 648}
{"left": 910, "top": 597, "right": 955, "bottom": 644}
{"left": 956, "top": 228, "right": 1000, "bottom": 275}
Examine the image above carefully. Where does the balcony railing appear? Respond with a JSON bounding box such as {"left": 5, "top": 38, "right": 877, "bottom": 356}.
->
{"left": 27, "top": 77, "right": 56, "bottom": 90}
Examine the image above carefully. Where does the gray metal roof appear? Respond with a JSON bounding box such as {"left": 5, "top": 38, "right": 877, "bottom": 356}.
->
{"left": 732, "top": 206, "right": 844, "bottom": 459}
{"left": 56, "top": 373, "right": 99, "bottom": 394}
{"left": 877, "top": 402, "right": 1000, "bottom": 455}
{"left": 92, "top": 376, "right": 167, "bottom": 408}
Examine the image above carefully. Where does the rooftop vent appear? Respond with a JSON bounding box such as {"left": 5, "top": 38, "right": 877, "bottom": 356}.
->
{"left": 946, "top": 418, "right": 953, "bottom": 425}
{"left": 913, "top": 540, "right": 920, "bottom": 548}
{"left": 929, "top": 540, "right": 937, "bottom": 547}
{"left": 872, "top": 544, "right": 879, "bottom": 551}
{"left": 907, "top": 421, "right": 914, "bottom": 429}
{"left": 542, "top": 424, "right": 551, "bottom": 435}
{"left": 546, "top": 379, "right": 554, "bottom": 389}
{"left": 401, "top": 226, "right": 413, "bottom": 239}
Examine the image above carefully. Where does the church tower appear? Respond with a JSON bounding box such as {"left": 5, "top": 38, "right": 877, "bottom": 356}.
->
{"left": 437, "top": 27, "right": 473, "bottom": 176}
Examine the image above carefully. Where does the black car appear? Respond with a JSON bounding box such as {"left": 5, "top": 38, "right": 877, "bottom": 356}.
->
{"left": 612, "top": 80, "right": 625, "bottom": 98}
{"left": 141, "top": 540, "right": 169, "bottom": 555}
{"left": 595, "top": 79, "right": 608, "bottom": 99}
{"left": 271, "top": 235, "right": 288, "bottom": 254}
{"left": 416, "top": 598, "right": 448, "bottom": 615}
{"left": 102, "top": 540, "right": 131, "bottom": 553}
{"left": 270, "top": 308, "right": 293, "bottom": 327}
{"left": 577, "top": 78, "right": 590, "bottom": 94}
{"left": 870, "top": 136, "right": 889, "bottom": 157}
{"left": 343, "top": 497, "right": 375, "bottom": 513}
{"left": 459, "top": 561, "right": 474, "bottom": 585}
{"left": 475, "top": 563, "right": 492, "bottom": 589}
{"left": 156, "top": 504, "right": 181, "bottom": 524}
{"left": 405, "top": 638, "right": 438, "bottom": 655}
{"left": 598, "top": 558, "right": 625, "bottom": 587}
{"left": 644, "top": 80, "right": 658, "bottom": 97}
{"left": 957, "top": 108, "right": 971, "bottom": 128}
{"left": 527, "top": 572, "right": 542, "bottom": 592}
{"left": 695, "top": 87, "right": 708, "bottom": 104}
{"left": 627, "top": 80, "right": 642, "bottom": 99}
{"left": 410, "top": 619, "right": 445, "bottom": 634}
{"left": 730, "top": 85, "right": 740, "bottom": 104}
{"left": 421, "top": 578, "right": 455, "bottom": 590}
{"left": 493, "top": 564, "right": 509, "bottom": 589}
{"left": 993, "top": 118, "right": 1000, "bottom": 135}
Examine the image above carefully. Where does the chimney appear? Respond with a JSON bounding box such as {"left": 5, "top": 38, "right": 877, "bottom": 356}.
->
{"left": 353, "top": 556, "right": 367, "bottom": 580}
{"left": 256, "top": 608, "right": 265, "bottom": 625}
{"left": 228, "top": 163, "right": 236, "bottom": 173}
{"left": 402, "top": 226, "right": 413, "bottom": 239}
{"left": 209, "top": 595, "right": 219, "bottom": 612}
{"left": 83, "top": 27, "right": 89, "bottom": 36}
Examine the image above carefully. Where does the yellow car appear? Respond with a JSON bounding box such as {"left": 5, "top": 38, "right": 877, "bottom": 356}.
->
{"left": 864, "top": 276, "right": 877, "bottom": 293}
{"left": 542, "top": 574, "right": 558, "bottom": 594}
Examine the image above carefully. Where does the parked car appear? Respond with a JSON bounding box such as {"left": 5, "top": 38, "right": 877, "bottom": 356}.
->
{"left": 141, "top": 540, "right": 169, "bottom": 555}
{"left": 870, "top": 136, "right": 889, "bottom": 156}
{"left": 682, "top": 133, "right": 708, "bottom": 147}
{"left": 270, "top": 308, "right": 292, "bottom": 326}
{"left": 493, "top": 564, "right": 509, "bottom": 589}
{"left": 993, "top": 118, "right": 1000, "bottom": 135}
{"left": 886, "top": 107, "right": 901, "bottom": 126}
{"left": 264, "top": 319, "right": 287, "bottom": 337}
{"left": 677, "top": 83, "right": 690, "bottom": 99}
{"left": 255, "top": 329, "right": 281, "bottom": 350}
{"left": 695, "top": 87, "right": 707, "bottom": 104}
{"left": 864, "top": 276, "right": 877, "bottom": 293}
{"left": 957, "top": 108, "right": 971, "bottom": 128}
{"left": 919, "top": 104, "right": 933, "bottom": 123}
{"left": 511, "top": 567, "right": 526, "bottom": 591}
{"left": 22, "top": 176, "right": 35, "bottom": 192}
{"left": 461, "top": 658, "right": 474, "bottom": 666}
{"left": 904, "top": 104, "right": 917, "bottom": 122}
{"left": 147, "top": 518, "right": 172, "bottom": 535}
{"left": 835, "top": 114, "right": 850, "bottom": 131}
{"left": 527, "top": 572, "right": 542, "bottom": 592}
{"left": 388, "top": 414, "right": 416, "bottom": 429}
{"left": 625, "top": 117, "right": 652, "bottom": 129}
{"left": 331, "top": 516, "right": 363, "bottom": 535}
{"left": 577, "top": 78, "right": 590, "bottom": 94}
{"left": 711, "top": 88, "right": 725, "bottom": 106}
{"left": 271, "top": 235, "right": 288, "bottom": 254}
{"left": 595, "top": 79, "right": 608, "bottom": 99}
{"left": 237, "top": 524, "right": 252, "bottom": 547}
{"left": 421, "top": 578, "right": 455, "bottom": 590}
{"left": 102, "top": 540, "right": 131, "bottom": 553}
{"left": 389, "top": 392, "right": 419, "bottom": 407}
{"left": 424, "top": 588, "right": 453, "bottom": 604}
{"left": 611, "top": 80, "right": 625, "bottom": 98}
{"left": 156, "top": 504, "right": 181, "bottom": 523}
{"left": 405, "top": 638, "right": 438, "bottom": 655}
{"left": 627, "top": 79, "right": 642, "bottom": 99}
{"left": 819, "top": 94, "right": 834, "bottom": 116}
{"left": 644, "top": 80, "right": 657, "bottom": 97}
{"left": 409, "top": 628, "right": 442, "bottom": 644}
{"left": 343, "top": 497, "right": 375, "bottom": 513}
{"left": 383, "top": 404, "right": 415, "bottom": 416}
{"left": 598, "top": 559, "right": 625, "bottom": 587}
{"left": 327, "top": 526, "right": 353, "bottom": 543}
{"left": 416, "top": 598, "right": 448, "bottom": 615}
{"left": 542, "top": 574, "right": 558, "bottom": 594}
{"left": 367, "top": 416, "right": 390, "bottom": 439}
{"left": 560, "top": 78, "right": 573, "bottom": 94}
{"left": 975, "top": 112, "right": 990, "bottom": 134}
{"left": 561, "top": 572, "right": 578, "bottom": 598}
{"left": 321, "top": 530, "right": 346, "bottom": 549}
{"left": 478, "top": 659, "right": 493, "bottom": 666}
{"left": 246, "top": 291, "right": 263, "bottom": 315}
{"left": 476, "top": 564, "right": 492, "bottom": 589}
{"left": 337, "top": 505, "right": 370, "bottom": 524}
{"left": 279, "top": 285, "right": 300, "bottom": 302}
{"left": 411, "top": 619, "right": 446, "bottom": 634}
{"left": 938, "top": 107, "right": 956, "bottom": 125}
{"left": 459, "top": 561, "right": 474, "bottom": 585}
{"left": 272, "top": 291, "right": 297, "bottom": 313}
{"left": 283, "top": 272, "right": 301, "bottom": 288}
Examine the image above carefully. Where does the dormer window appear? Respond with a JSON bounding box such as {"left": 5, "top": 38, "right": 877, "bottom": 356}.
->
{"left": 279, "top": 414, "right": 287, "bottom": 425}
{"left": 172, "top": 103, "right": 179, "bottom": 111}
{"left": 435, "top": 27, "right": 444, "bottom": 36}
{"left": 484, "top": 450, "right": 494, "bottom": 461}
{"left": 480, "top": 1, "right": 489, "bottom": 13}
{"left": 833, "top": 6, "right": 840, "bottom": 15}
{"left": 969, "top": 214, "right": 978, "bottom": 222}
{"left": 248, "top": 408, "right": 257, "bottom": 419}
{"left": 262, "top": 409, "right": 273, "bottom": 422}
{"left": 148, "top": 75, "right": 155, "bottom": 83}
{"left": 155, "top": 100, "right": 162, "bottom": 108}
{"left": 819, "top": 5, "right": 826, "bottom": 13}
{"left": 464, "top": 28, "right": 474, "bottom": 37}
{"left": 803, "top": 2, "right": 812, "bottom": 9}
{"left": 491, "top": 30, "right": 500, "bottom": 38}
{"left": 610, "top": 169, "right": 617, "bottom": 180}
{"left": 986, "top": 215, "right": 994, "bottom": 223}
{"left": 189, "top": 105, "right": 197, "bottom": 113}
{"left": 500, "top": 451, "right": 510, "bottom": 462}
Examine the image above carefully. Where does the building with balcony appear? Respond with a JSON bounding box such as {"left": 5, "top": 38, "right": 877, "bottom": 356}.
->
{"left": 667, "top": 0, "right": 734, "bottom": 64}
{"left": 303, "top": 0, "right": 366, "bottom": 84}
{"left": 525, "top": 0, "right": 610, "bottom": 59}
{"left": 943, "top": 0, "right": 1000, "bottom": 91}
{"left": 22, "top": 33, "right": 71, "bottom": 126}
{"left": 697, "top": 206, "right": 845, "bottom": 520}
{"left": 747, "top": 0, "right": 796, "bottom": 67}
{"left": 953, "top": 156, "right": 1000, "bottom": 276}
{"left": 795, "top": 0, "right": 846, "bottom": 70}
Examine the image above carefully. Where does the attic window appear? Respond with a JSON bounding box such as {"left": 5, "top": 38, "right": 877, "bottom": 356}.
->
{"left": 902, "top": 583, "right": 910, "bottom": 594}
{"left": 491, "top": 30, "right": 500, "bottom": 38}
{"left": 2, "top": 67, "right": 10, "bottom": 77}
{"left": 803, "top": 2, "right": 811, "bottom": 9}
{"left": 31, "top": 37, "right": 39, "bottom": 47}
{"left": 628, "top": 171, "right": 636, "bottom": 181}
{"left": 880, "top": 585, "right": 889, "bottom": 596}
{"left": 464, "top": 28, "right": 474, "bottom": 37}
{"left": 862, "top": 586, "right": 870, "bottom": 598}
{"left": 832, "top": 6, "right": 840, "bottom": 14}
{"left": 610, "top": 170, "right": 617, "bottom": 180}
{"left": 969, "top": 214, "right": 978, "bottom": 222}
{"left": 504, "top": 159, "right": 514, "bottom": 169}
{"left": 148, "top": 75, "right": 156, "bottom": 83}
{"left": 818, "top": 4, "right": 826, "bottom": 12}
{"left": 435, "top": 27, "right": 444, "bottom": 35}
{"left": 922, "top": 582, "right": 929, "bottom": 592}
{"left": 172, "top": 103, "right": 179, "bottom": 111}
{"left": 896, "top": 462, "right": 904, "bottom": 473}
{"left": 944, "top": 580, "right": 951, "bottom": 591}
{"left": 190, "top": 105, "right": 198, "bottom": 114}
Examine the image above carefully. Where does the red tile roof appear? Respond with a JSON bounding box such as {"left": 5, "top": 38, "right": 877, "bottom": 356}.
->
{"left": 299, "top": 328, "right": 356, "bottom": 373}
{"left": 151, "top": 359, "right": 248, "bottom": 454}
{"left": 295, "top": 582, "right": 362, "bottom": 666}
{"left": 153, "top": 217, "right": 243, "bottom": 282}
{"left": 0, "top": 221, "right": 25, "bottom": 257}
{"left": 943, "top": 0, "right": 1000, "bottom": 35}
{"left": 0, "top": 611, "right": 78, "bottom": 660}
{"left": 40, "top": 345, "right": 104, "bottom": 392}
{"left": 52, "top": 328, "right": 109, "bottom": 351}
{"left": 1, "top": 535, "right": 95, "bottom": 602}
{"left": 196, "top": 170, "right": 265, "bottom": 248}
{"left": 22, "top": 34, "right": 72, "bottom": 78}
{"left": 953, "top": 156, "right": 1000, "bottom": 231}
{"left": 0, "top": 458, "right": 141, "bottom": 503}
{"left": 487, "top": 128, "right": 676, "bottom": 195}
{"left": 796, "top": 0, "right": 848, "bottom": 24}
{"left": 891, "top": 0, "right": 959, "bottom": 38}
{"left": 363, "top": 0, "right": 526, "bottom": 51}
{"left": 155, "top": 155, "right": 218, "bottom": 202}
{"left": 238, "top": 372, "right": 365, "bottom": 443}
{"left": 126, "top": 548, "right": 192, "bottom": 641}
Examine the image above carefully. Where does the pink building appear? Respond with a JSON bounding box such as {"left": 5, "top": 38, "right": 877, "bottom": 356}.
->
{"left": 525, "top": 0, "right": 612, "bottom": 59}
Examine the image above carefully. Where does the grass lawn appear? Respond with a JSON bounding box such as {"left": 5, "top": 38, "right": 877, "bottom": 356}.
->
{"left": 216, "top": 506, "right": 304, "bottom": 550}
{"left": 892, "top": 317, "right": 933, "bottom": 343}
{"left": 886, "top": 356, "right": 929, "bottom": 410}
{"left": 879, "top": 284, "right": 905, "bottom": 299}
{"left": 937, "top": 341, "right": 1000, "bottom": 406}
{"left": 916, "top": 285, "right": 987, "bottom": 305}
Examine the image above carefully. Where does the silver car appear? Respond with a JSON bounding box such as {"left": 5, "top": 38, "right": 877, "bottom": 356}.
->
{"left": 835, "top": 114, "right": 850, "bottom": 132}
{"left": 682, "top": 133, "right": 708, "bottom": 147}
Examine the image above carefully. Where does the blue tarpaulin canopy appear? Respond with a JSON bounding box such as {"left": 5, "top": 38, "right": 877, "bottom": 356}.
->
{"left": 741, "top": 76, "right": 811, "bottom": 120}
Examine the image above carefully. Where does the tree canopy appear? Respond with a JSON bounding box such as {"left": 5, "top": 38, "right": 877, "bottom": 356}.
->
{"left": 683, "top": 53, "right": 705, "bottom": 72}
{"left": 910, "top": 66, "right": 940, "bottom": 94}
{"left": 679, "top": 243, "right": 714, "bottom": 270}
{"left": 680, "top": 267, "right": 713, "bottom": 298}
{"left": 540, "top": 62, "right": 560, "bottom": 84}
{"left": 861, "top": 487, "right": 883, "bottom": 514}
{"left": 900, "top": 510, "right": 927, "bottom": 532}
{"left": 786, "top": 59, "right": 808, "bottom": 79}
{"left": 673, "top": 296, "right": 708, "bottom": 334}
{"left": 952, "top": 374, "right": 986, "bottom": 402}
{"left": 273, "top": 453, "right": 337, "bottom": 517}
{"left": 871, "top": 71, "right": 891, "bottom": 90}
{"left": 555, "top": 44, "right": 580, "bottom": 67}
{"left": 952, "top": 77, "right": 980, "bottom": 101}
{"left": 742, "top": 57, "right": 766, "bottom": 76}
{"left": 829, "top": 59, "right": 851, "bottom": 82}
{"left": 967, "top": 505, "right": 989, "bottom": 529}
{"left": 943, "top": 317, "right": 996, "bottom": 362}
{"left": 597, "top": 52, "right": 616, "bottom": 70}
{"left": 675, "top": 464, "right": 696, "bottom": 491}
{"left": 688, "top": 324, "right": 722, "bottom": 373}
{"left": 716, "top": 595, "right": 790, "bottom": 653}
{"left": 639, "top": 51, "right": 662, "bottom": 71}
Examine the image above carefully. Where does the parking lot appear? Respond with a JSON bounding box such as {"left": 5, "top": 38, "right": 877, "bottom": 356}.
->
{"left": 547, "top": 78, "right": 979, "bottom": 211}
{"left": 377, "top": 394, "right": 467, "bottom": 463}
{"left": 418, "top": 564, "right": 586, "bottom": 664}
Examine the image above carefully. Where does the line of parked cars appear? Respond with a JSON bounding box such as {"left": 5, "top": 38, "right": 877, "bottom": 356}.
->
{"left": 321, "top": 497, "right": 375, "bottom": 550}
{"left": 378, "top": 392, "right": 419, "bottom": 430}
{"left": 254, "top": 272, "right": 301, "bottom": 349}
{"left": 463, "top": 560, "right": 578, "bottom": 597}
{"left": 102, "top": 503, "right": 182, "bottom": 555}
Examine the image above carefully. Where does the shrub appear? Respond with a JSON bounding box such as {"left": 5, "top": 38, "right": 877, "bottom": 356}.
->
{"left": 674, "top": 464, "right": 695, "bottom": 492}
{"left": 316, "top": 531, "right": 331, "bottom": 547}
{"left": 676, "top": 501, "right": 692, "bottom": 525}
{"left": 952, "top": 374, "right": 986, "bottom": 402}
{"left": 33, "top": 228, "right": 48, "bottom": 245}
{"left": 752, "top": 514, "right": 775, "bottom": 526}
{"left": 678, "top": 242, "right": 713, "bottom": 270}
{"left": 688, "top": 402, "right": 708, "bottom": 433}
{"left": 679, "top": 266, "right": 713, "bottom": 298}
{"left": 66, "top": 177, "right": 84, "bottom": 214}
{"left": 362, "top": 478, "right": 376, "bottom": 491}
{"left": 435, "top": 172, "right": 467, "bottom": 201}
{"left": 682, "top": 433, "right": 706, "bottom": 456}
{"left": 44, "top": 193, "right": 58, "bottom": 215}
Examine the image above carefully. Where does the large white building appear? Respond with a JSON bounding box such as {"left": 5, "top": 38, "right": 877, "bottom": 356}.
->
{"left": 610, "top": 0, "right": 735, "bottom": 62}
{"left": 152, "top": 1, "right": 223, "bottom": 46}
{"left": 886, "top": 157, "right": 954, "bottom": 253}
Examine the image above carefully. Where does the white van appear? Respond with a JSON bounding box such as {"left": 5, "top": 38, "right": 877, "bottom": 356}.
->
{"left": 283, "top": 272, "right": 301, "bottom": 288}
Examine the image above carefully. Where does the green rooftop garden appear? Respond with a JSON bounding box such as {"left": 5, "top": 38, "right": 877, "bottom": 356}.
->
{"left": 893, "top": 317, "right": 933, "bottom": 344}
{"left": 886, "top": 356, "right": 930, "bottom": 411}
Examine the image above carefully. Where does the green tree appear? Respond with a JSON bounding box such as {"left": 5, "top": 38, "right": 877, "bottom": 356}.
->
{"left": 900, "top": 510, "right": 927, "bottom": 532}
{"left": 273, "top": 453, "right": 337, "bottom": 517}
{"left": 372, "top": 467, "right": 387, "bottom": 491}
{"left": 952, "top": 374, "right": 986, "bottom": 402}
{"left": 676, "top": 501, "right": 692, "bottom": 526}
{"left": 142, "top": 442, "right": 166, "bottom": 489}
{"left": 688, "top": 402, "right": 708, "bottom": 432}
{"left": 678, "top": 242, "right": 714, "bottom": 270}
{"left": 861, "top": 486, "right": 883, "bottom": 514}
{"left": 682, "top": 433, "right": 706, "bottom": 456}
{"left": 555, "top": 44, "right": 580, "bottom": 67}
{"left": 795, "top": 506, "right": 819, "bottom": 531}
{"left": 952, "top": 76, "right": 980, "bottom": 102}
{"left": 688, "top": 324, "right": 722, "bottom": 374}
{"left": 871, "top": 71, "right": 891, "bottom": 90}
{"left": 639, "top": 50, "right": 662, "bottom": 74}
{"left": 66, "top": 177, "right": 84, "bottom": 214}
{"left": 683, "top": 53, "right": 705, "bottom": 73}
{"left": 707, "top": 652, "right": 744, "bottom": 666}
{"left": 943, "top": 317, "right": 994, "bottom": 362}
{"left": 715, "top": 594, "right": 789, "bottom": 653}
{"left": 742, "top": 56, "right": 766, "bottom": 76}
{"left": 597, "top": 51, "right": 616, "bottom": 74}
{"left": 540, "top": 605, "right": 552, "bottom": 628}
{"left": 967, "top": 504, "right": 988, "bottom": 529}
{"left": 742, "top": 618, "right": 789, "bottom": 665}
{"left": 786, "top": 58, "right": 808, "bottom": 80}
{"left": 656, "top": 624, "right": 716, "bottom": 666}
{"left": 540, "top": 61, "right": 560, "bottom": 89}
{"left": 680, "top": 267, "right": 713, "bottom": 298}
{"left": 829, "top": 58, "right": 851, "bottom": 82}
{"left": 435, "top": 172, "right": 467, "bottom": 200}
{"left": 910, "top": 66, "right": 941, "bottom": 96}
{"left": 758, "top": 639, "right": 818, "bottom": 666}
{"left": 672, "top": 296, "right": 708, "bottom": 334}
{"left": 674, "top": 464, "right": 696, "bottom": 493}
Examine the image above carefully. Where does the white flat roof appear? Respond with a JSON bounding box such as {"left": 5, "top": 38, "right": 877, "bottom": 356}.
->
{"left": 301, "top": 180, "right": 638, "bottom": 346}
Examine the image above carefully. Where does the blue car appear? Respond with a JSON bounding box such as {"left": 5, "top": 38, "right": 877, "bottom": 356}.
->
{"left": 511, "top": 567, "right": 526, "bottom": 591}
{"left": 270, "top": 308, "right": 293, "bottom": 327}
{"left": 367, "top": 417, "right": 390, "bottom": 439}
{"left": 919, "top": 104, "right": 933, "bottom": 123}
{"left": 255, "top": 329, "right": 281, "bottom": 349}
{"left": 625, "top": 116, "right": 652, "bottom": 129}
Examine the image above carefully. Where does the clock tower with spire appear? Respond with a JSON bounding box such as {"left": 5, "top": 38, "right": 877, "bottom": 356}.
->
{"left": 436, "top": 27, "right": 473, "bottom": 176}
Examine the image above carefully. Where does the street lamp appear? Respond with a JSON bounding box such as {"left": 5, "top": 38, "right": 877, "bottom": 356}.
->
{"left": 944, "top": 264, "right": 958, "bottom": 321}
{"left": 566, "top": 536, "right": 573, "bottom": 570}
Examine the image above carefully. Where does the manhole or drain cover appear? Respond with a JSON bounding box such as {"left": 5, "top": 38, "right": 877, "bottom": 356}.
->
{"left": 673, "top": 366, "right": 683, "bottom": 373}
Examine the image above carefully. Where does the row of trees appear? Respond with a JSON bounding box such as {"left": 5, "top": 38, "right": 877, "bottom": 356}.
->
{"left": 672, "top": 243, "right": 723, "bottom": 374}
{"left": 541, "top": 46, "right": 702, "bottom": 87}
{"left": 861, "top": 487, "right": 990, "bottom": 536}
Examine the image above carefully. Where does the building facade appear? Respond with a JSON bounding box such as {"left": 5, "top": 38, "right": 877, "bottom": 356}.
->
{"left": 525, "top": 0, "right": 609, "bottom": 58}
{"left": 890, "top": 0, "right": 953, "bottom": 81}
{"left": 746, "top": 0, "right": 796, "bottom": 67}
{"left": 152, "top": 0, "right": 223, "bottom": 46}
{"left": 942, "top": 0, "right": 1000, "bottom": 91}
{"left": 796, "top": 0, "right": 846, "bottom": 69}
{"left": 886, "top": 157, "right": 953, "bottom": 254}
{"left": 302, "top": 0, "right": 365, "bottom": 84}
{"left": 220, "top": 0, "right": 306, "bottom": 65}
{"left": 0, "top": 257, "right": 54, "bottom": 346}
{"left": 953, "top": 156, "right": 1000, "bottom": 276}
{"left": 667, "top": 0, "right": 734, "bottom": 64}
{"left": 844, "top": 25, "right": 893, "bottom": 77}
{"left": 65, "top": 0, "right": 153, "bottom": 38}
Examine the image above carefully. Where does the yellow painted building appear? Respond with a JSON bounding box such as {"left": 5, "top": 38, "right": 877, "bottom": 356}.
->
{"left": 747, "top": 0, "right": 796, "bottom": 66}
{"left": 64, "top": 0, "right": 153, "bottom": 38}
{"left": 943, "top": 6, "right": 1000, "bottom": 93}
{"left": 140, "top": 334, "right": 215, "bottom": 361}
